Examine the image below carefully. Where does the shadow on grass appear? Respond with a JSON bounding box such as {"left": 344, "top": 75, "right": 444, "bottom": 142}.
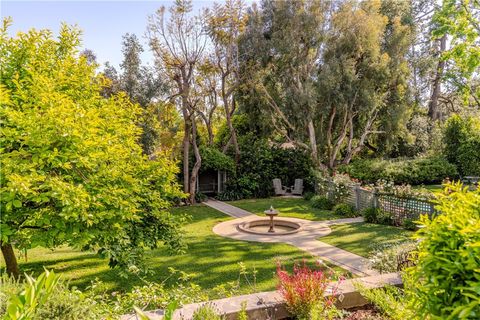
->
{"left": 320, "top": 223, "right": 413, "bottom": 257}
{"left": 229, "top": 198, "right": 342, "bottom": 221}
{"left": 1, "top": 235, "right": 321, "bottom": 294}
{"left": 1, "top": 203, "right": 349, "bottom": 295}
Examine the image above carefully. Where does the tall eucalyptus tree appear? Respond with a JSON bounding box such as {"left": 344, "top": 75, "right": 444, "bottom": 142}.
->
{"left": 238, "top": 0, "right": 413, "bottom": 170}
{"left": 148, "top": 0, "right": 207, "bottom": 203}
{"left": 204, "top": 0, "right": 247, "bottom": 161}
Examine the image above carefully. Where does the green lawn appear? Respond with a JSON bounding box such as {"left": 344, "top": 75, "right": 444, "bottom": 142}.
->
{"left": 412, "top": 184, "right": 443, "bottom": 195}
{"left": 1, "top": 204, "right": 345, "bottom": 294}
{"left": 229, "top": 197, "right": 343, "bottom": 221}
{"left": 320, "top": 222, "right": 413, "bottom": 257}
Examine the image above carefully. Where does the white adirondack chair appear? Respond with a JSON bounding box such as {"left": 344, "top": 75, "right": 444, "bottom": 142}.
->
{"left": 291, "top": 179, "right": 304, "bottom": 195}
{"left": 273, "top": 178, "right": 287, "bottom": 196}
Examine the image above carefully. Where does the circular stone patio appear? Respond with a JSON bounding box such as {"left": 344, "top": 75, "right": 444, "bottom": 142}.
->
{"left": 213, "top": 215, "right": 333, "bottom": 243}
{"left": 206, "top": 199, "right": 376, "bottom": 276}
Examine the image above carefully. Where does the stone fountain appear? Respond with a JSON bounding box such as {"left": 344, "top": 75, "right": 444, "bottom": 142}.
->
{"left": 237, "top": 205, "right": 301, "bottom": 236}
{"left": 264, "top": 205, "right": 279, "bottom": 233}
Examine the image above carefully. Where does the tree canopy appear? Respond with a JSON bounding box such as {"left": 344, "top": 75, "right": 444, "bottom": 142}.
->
{"left": 237, "top": 0, "right": 414, "bottom": 170}
{"left": 0, "top": 19, "right": 185, "bottom": 277}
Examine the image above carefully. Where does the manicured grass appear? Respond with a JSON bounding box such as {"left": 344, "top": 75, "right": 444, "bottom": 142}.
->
{"left": 412, "top": 184, "right": 443, "bottom": 195}
{"left": 1, "top": 205, "right": 345, "bottom": 294}
{"left": 320, "top": 223, "right": 413, "bottom": 257}
{"left": 229, "top": 197, "right": 343, "bottom": 221}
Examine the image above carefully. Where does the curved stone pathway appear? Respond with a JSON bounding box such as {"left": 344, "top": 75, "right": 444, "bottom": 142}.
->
{"left": 205, "top": 199, "right": 378, "bottom": 277}
{"left": 203, "top": 198, "right": 252, "bottom": 218}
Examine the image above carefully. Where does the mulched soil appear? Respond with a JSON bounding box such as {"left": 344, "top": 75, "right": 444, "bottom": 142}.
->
{"left": 340, "top": 304, "right": 387, "bottom": 320}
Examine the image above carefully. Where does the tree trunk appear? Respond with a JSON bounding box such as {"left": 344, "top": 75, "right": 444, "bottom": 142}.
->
{"left": 222, "top": 134, "right": 233, "bottom": 153}
{"left": 206, "top": 122, "right": 214, "bottom": 146}
{"left": 180, "top": 78, "right": 191, "bottom": 194}
{"left": 307, "top": 118, "right": 320, "bottom": 168}
{"left": 182, "top": 118, "right": 190, "bottom": 194}
{"left": 1, "top": 242, "right": 19, "bottom": 279}
{"left": 428, "top": 34, "right": 446, "bottom": 121}
{"left": 223, "top": 97, "right": 240, "bottom": 163}
{"left": 197, "top": 111, "right": 214, "bottom": 146}
{"left": 189, "top": 116, "right": 202, "bottom": 204}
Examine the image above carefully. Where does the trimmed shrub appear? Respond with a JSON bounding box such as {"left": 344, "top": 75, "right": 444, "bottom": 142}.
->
{"left": 340, "top": 156, "right": 458, "bottom": 185}
{"left": 199, "top": 146, "right": 235, "bottom": 173}
{"left": 303, "top": 191, "right": 315, "bottom": 201}
{"left": 362, "top": 207, "right": 393, "bottom": 226}
{"left": 310, "top": 196, "right": 334, "bottom": 210}
{"left": 362, "top": 207, "right": 379, "bottom": 223}
{"left": 195, "top": 192, "right": 208, "bottom": 203}
{"left": 402, "top": 218, "right": 417, "bottom": 231}
{"left": 406, "top": 183, "right": 480, "bottom": 318}
{"left": 333, "top": 203, "right": 357, "bottom": 217}
{"left": 457, "top": 135, "right": 480, "bottom": 176}
{"left": 443, "top": 114, "right": 470, "bottom": 165}
{"left": 443, "top": 115, "right": 480, "bottom": 176}
{"left": 369, "top": 241, "right": 417, "bottom": 273}
{"left": 376, "top": 210, "right": 393, "bottom": 226}
{"left": 215, "top": 189, "right": 244, "bottom": 201}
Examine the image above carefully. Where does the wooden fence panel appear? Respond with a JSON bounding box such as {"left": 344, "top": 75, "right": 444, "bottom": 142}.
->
{"left": 325, "top": 180, "right": 435, "bottom": 225}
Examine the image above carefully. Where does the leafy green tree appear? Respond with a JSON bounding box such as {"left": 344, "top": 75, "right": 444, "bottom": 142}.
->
{"left": 204, "top": 0, "right": 247, "bottom": 160}
{"left": 432, "top": 0, "right": 480, "bottom": 108}
{"left": 444, "top": 114, "right": 480, "bottom": 175}
{"left": 194, "top": 57, "right": 222, "bottom": 147}
{"left": 408, "top": 0, "right": 437, "bottom": 107}
{"left": 148, "top": 0, "right": 206, "bottom": 203}
{"left": 238, "top": 0, "right": 328, "bottom": 168}
{"left": 406, "top": 183, "right": 480, "bottom": 318}
{"left": 316, "top": 0, "right": 392, "bottom": 167}
{"left": 103, "top": 33, "right": 167, "bottom": 155}
{"left": 239, "top": 0, "right": 412, "bottom": 170}
{"left": 373, "top": 0, "right": 415, "bottom": 154}
{"left": 0, "top": 20, "right": 184, "bottom": 278}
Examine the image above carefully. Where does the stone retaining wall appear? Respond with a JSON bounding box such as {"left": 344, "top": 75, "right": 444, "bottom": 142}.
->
{"left": 122, "top": 272, "right": 402, "bottom": 320}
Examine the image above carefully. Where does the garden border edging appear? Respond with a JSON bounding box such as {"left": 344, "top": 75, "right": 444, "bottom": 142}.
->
{"left": 121, "top": 272, "right": 402, "bottom": 320}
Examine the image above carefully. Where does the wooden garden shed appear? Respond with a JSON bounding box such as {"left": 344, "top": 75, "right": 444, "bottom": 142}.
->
{"left": 195, "top": 147, "right": 234, "bottom": 196}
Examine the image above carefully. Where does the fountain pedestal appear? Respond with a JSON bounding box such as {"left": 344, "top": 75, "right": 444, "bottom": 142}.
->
{"left": 264, "top": 207, "right": 279, "bottom": 233}
{"left": 237, "top": 205, "right": 301, "bottom": 236}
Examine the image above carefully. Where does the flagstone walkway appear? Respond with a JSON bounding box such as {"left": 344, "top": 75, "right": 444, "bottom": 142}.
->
{"left": 205, "top": 199, "right": 378, "bottom": 277}
{"left": 204, "top": 198, "right": 254, "bottom": 218}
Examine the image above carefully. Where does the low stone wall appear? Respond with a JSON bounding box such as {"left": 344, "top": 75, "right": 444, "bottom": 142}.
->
{"left": 122, "top": 272, "right": 402, "bottom": 320}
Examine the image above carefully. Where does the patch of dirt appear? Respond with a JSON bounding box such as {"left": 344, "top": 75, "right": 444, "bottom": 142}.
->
{"left": 341, "top": 304, "right": 387, "bottom": 320}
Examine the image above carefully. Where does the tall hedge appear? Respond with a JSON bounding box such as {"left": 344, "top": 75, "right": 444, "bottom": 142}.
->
{"left": 224, "top": 136, "right": 314, "bottom": 199}
{"left": 457, "top": 136, "right": 480, "bottom": 176}
{"left": 339, "top": 157, "right": 458, "bottom": 185}
{"left": 444, "top": 115, "right": 480, "bottom": 176}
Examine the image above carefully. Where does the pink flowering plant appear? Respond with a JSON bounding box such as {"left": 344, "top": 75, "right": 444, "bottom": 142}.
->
{"left": 276, "top": 261, "right": 340, "bottom": 320}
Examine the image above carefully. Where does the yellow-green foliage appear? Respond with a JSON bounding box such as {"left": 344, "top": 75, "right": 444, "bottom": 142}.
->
{"left": 356, "top": 284, "right": 414, "bottom": 320}
{"left": 406, "top": 183, "right": 480, "bottom": 319}
{"left": 0, "top": 19, "right": 184, "bottom": 271}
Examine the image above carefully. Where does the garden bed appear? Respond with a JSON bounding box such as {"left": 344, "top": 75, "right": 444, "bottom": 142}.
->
{"left": 124, "top": 273, "right": 401, "bottom": 320}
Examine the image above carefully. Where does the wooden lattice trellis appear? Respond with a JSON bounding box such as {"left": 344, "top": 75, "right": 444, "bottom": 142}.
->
{"left": 325, "top": 182, "right": 435, "bottom": 225}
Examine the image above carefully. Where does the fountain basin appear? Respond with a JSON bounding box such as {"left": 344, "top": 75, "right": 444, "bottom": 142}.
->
{"left": 238, "top": 219, "right": 301, "bottom": 235}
